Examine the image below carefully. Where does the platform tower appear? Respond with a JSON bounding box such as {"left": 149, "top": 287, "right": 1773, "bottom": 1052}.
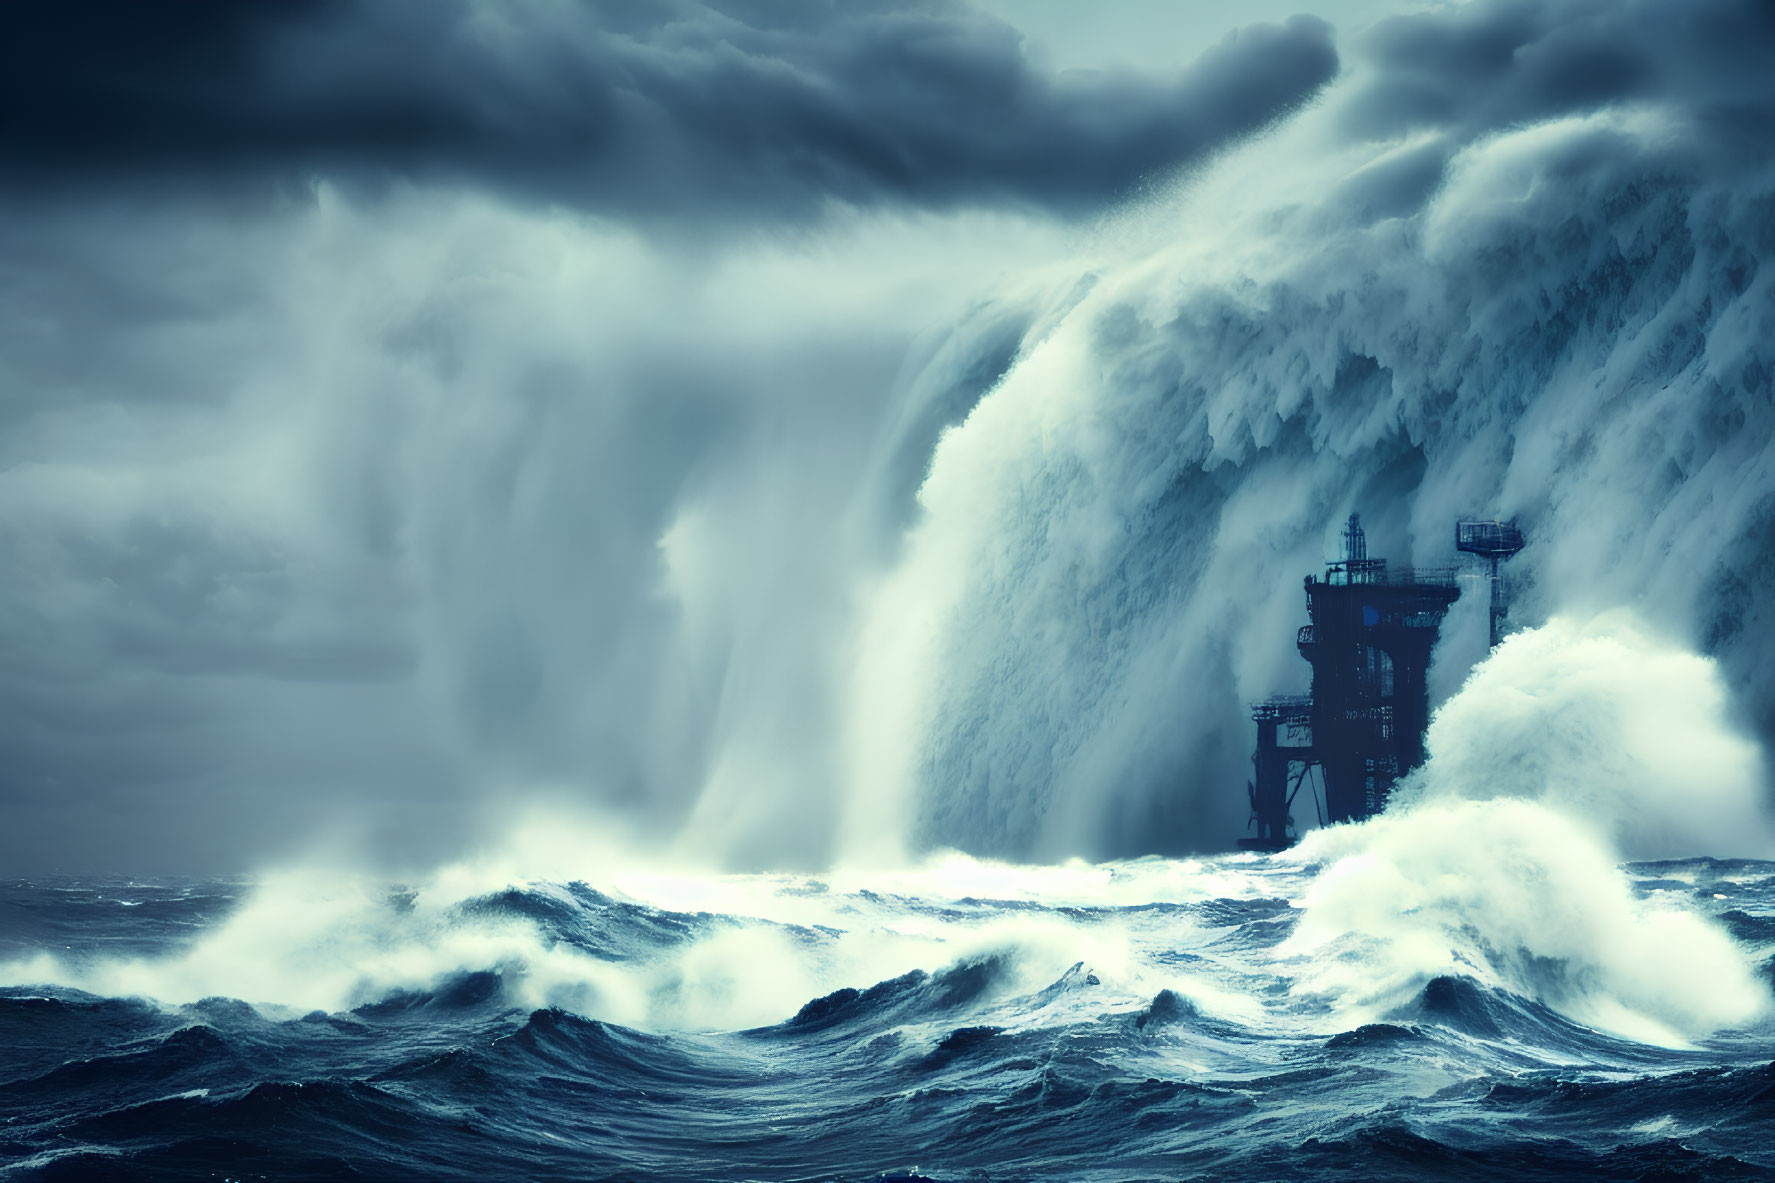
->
{"left": 1299, "top": 515, "right": 1461, "bottom": 821}
{"left": 1243, "top": 514, "right": 1466, "bottom": 847}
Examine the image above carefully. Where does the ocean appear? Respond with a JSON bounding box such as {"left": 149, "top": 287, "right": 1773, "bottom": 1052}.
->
{"left": 4, "top": 848, "right": 1774, "bottom": 1181}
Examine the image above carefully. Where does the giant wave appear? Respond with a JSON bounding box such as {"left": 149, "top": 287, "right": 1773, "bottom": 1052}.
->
{"left": 840, "top": 3, "right": 1775, "bottom": 863}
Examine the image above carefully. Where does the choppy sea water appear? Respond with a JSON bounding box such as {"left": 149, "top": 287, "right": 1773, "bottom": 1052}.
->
{"left": 3, "top": 854, "right": 1774, "bottom": 1182}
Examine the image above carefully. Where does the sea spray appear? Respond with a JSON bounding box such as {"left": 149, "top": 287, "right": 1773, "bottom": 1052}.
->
{"left": 1286, "top": 614, "right": 1773, "bottom": 1044}
{"left": 1409, "top": 612, "right": 1773, "bottom": 858}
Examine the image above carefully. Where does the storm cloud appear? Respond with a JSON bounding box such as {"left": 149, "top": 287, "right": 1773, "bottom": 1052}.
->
{"left": 1342, "top": 0, "right": 1775, "bottom": 146}
{"left": 0, "top": 0, "right": 1338, "bottom": 221}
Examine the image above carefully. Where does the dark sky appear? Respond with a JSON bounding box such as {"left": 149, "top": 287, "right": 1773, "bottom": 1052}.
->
{"left": 0, "top": 0, "right": 1338, "bottom": 221}
{"left": 3, "top": 0, "right": 1773, "bottom": 875}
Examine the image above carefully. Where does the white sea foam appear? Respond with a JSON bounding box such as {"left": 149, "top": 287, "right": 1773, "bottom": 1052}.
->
{"left": 1286, "top": 614, "right": 1773, "bottom": 1044}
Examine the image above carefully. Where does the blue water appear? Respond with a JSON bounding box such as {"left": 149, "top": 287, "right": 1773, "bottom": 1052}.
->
{"left": 4, "top": 857, "right": 1774, "bottom": 1181}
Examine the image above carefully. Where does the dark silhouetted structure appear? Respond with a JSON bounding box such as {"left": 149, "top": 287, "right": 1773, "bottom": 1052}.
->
{"left": 1241, "top": 513, "right": 1524, "bottom": 850}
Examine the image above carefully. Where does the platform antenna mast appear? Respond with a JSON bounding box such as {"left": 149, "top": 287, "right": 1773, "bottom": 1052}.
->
{"left": 1343, "top": 513, "right": 1366, "bottom": 562}
{"left": 1454, "top": 520, "right": 1527, "bottom": 647}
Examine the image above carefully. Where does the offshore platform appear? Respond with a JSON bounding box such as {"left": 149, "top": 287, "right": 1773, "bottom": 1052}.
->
{"left": 1240, "top": 514, "right": 1524, "bottom": 850}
